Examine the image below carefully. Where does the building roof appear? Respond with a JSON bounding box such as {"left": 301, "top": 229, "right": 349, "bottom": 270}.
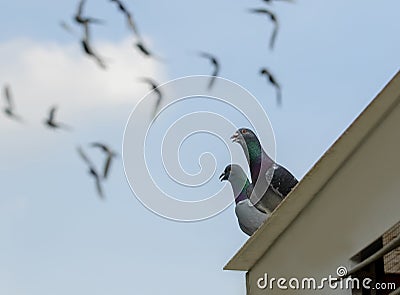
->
{"left": 224, "top": 70, "right": 400, "bottom": 271}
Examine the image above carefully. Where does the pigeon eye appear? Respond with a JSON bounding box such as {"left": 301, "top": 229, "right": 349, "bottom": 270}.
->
{"left": 242, "top": 129, "right": 247, "bottom": 134}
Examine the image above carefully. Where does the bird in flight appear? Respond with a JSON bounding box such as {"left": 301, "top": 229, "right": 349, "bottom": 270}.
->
{"left": 77, "top": 146, "right": 104, "bottom": 199}
{"left": 140, "top": 78, "right": 163, "bottom": 118}
{"left": 135, "top": 40, "right": 152, "bottom": 57}
{"left": 91, "top": 143, "right": 117, "bottom": 178}
{"left": 74, "top": 0, "right": 104, "bottom": 26}
{"left": 260, "top": 67, "right": 282, "bottom": 106}
{"left": 2, "top": 85, "right": 23, "bottom": 122}
{"left": 81, "top": 23, "right": 106, "bottom": 69}
{"left": 81, "top": 39, "right": 106, "bottom": 69}
{"left": 134, "top": 40, "right": 166, "bottom": 61}
{"left": 198, "top": 51, "right": 220, "bottom": 90}
{"left": 44, "top": 106, "right": 72, "bottom": 131}
{"left": 249, "top": 8, "right": 279, "bottom": 49}
{"left": 109, "top": 0, "right": 140, "bottom": 37}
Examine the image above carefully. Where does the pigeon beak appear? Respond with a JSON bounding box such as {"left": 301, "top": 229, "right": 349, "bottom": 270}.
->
{"left": 230, "top": 131, "right": 240, "bottom": 143}
{"left": 219, "top": 172, "right": 227, "bottom": 182}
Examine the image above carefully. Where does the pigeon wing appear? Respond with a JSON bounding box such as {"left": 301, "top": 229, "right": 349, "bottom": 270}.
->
{"left": 269, "top": 164, "right": 298, "bottom": 198}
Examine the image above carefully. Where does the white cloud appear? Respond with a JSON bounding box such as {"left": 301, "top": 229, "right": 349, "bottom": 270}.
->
{"left": 0, "top": 37, "right": 166, "bottom": 123}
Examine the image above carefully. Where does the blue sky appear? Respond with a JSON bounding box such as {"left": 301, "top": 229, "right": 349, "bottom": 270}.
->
{"left": 0, "top": 0, "right": 399, "bottom": 294}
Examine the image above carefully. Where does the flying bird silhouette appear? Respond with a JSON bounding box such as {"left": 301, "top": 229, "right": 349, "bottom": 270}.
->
{"left": 109, "top": 0, "right": 140, "bottom": 36}
{"left": 91, "top": 143, "right": 117, "bottom": 178}
{"left": 81, "top": 39, "right": 106, "bottom": 69}
{"left": 135, "top": 40, "right": 152, "bottom": 57}
{"left": 140, "top": 78, "right": 163, "bottom": 118}
{"left": 44, "top": 106, "right": 72, "bottom": 131}
{"left": 74, "top": 0, "right": 104, "bottom": 26}
{"left": 77, "top": 146, "right": 104, "bottom": 199}
{"left": 260, "top": 68, "right": 282, "bottom": 106}
{"left": 198, "top": 52, "right": 220, "bottom": 90}
{"left": 2, "top": 85, "right": 23, "bottom": 121}
{"left": 134, "top": 40, "right": 166, "bottom": 61}
{"left": 249, "top": 8, "right": 279, "bottom": 49}
{"left": 80, "top": 23, "right": 106, "bottom": 69}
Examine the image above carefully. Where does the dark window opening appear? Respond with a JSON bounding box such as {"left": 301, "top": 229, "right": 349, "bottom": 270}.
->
{"left": 351, "top": 221, "right": 400, "bottom": 295}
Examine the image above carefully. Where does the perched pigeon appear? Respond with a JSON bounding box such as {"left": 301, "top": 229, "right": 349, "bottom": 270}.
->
{"left": 77, "top": 146, "right": 104, "bottom": 199}
{"left": 44, "top": 106, "right": 72, "bottom": 131}
{"left": 260, "top": 67, "right": 281, "bottom": 106}
{"left": 249, "top": 8, "right": 279, "bottom": 49}
{"left": 231, "top": 128, "right": 298, "bottom": 213}
{"left": 198, "top": 51, "right": 220, "bottom": 90}
{"left": 220, "top": 164, "right": 269, "bottom": 236}
{"left": 90, "top": 142, "right": 117, "bottom": 178}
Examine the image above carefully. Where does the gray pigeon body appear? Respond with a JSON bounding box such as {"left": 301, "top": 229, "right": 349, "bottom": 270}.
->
{"left": 231, "top": 128, "right": 298, "bottom": 214}
{"left": 220, "top": 164, "right": 269, "bottom": 236}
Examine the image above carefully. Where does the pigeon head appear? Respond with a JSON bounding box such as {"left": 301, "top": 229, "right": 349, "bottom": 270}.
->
{"left": 219, "top": 164, "right": 232, "bottom": 182}
{"left": 231, "top": 128, "right": 260, "bottom": 152}
{"left": 231, "top": 128, "right": 264, "bottom": 167}
{"left": 220, "top": 164, "right": 251, "bottom": 203}
{"left": 219, "top": 164, "right": 248, "bottom": 183}
{"left": 230, "top": 128, "right": 257, "bottom": 144}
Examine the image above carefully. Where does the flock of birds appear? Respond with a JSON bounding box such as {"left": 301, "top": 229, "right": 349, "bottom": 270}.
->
{"left": 2, "top": 0, "right": 296, "bottom": 220}
{"left": 220, "top": 128, "right": 298, "bottom": 236}
{"left": 2, "top": 82, "right": 117, "bottom": 199}
{"left": 59, "top": 0, "right": 291, "bottom": 109}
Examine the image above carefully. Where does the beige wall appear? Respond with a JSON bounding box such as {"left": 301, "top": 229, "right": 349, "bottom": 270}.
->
{"left": 247, "top": 94, "right": 400, "bottom": 294}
